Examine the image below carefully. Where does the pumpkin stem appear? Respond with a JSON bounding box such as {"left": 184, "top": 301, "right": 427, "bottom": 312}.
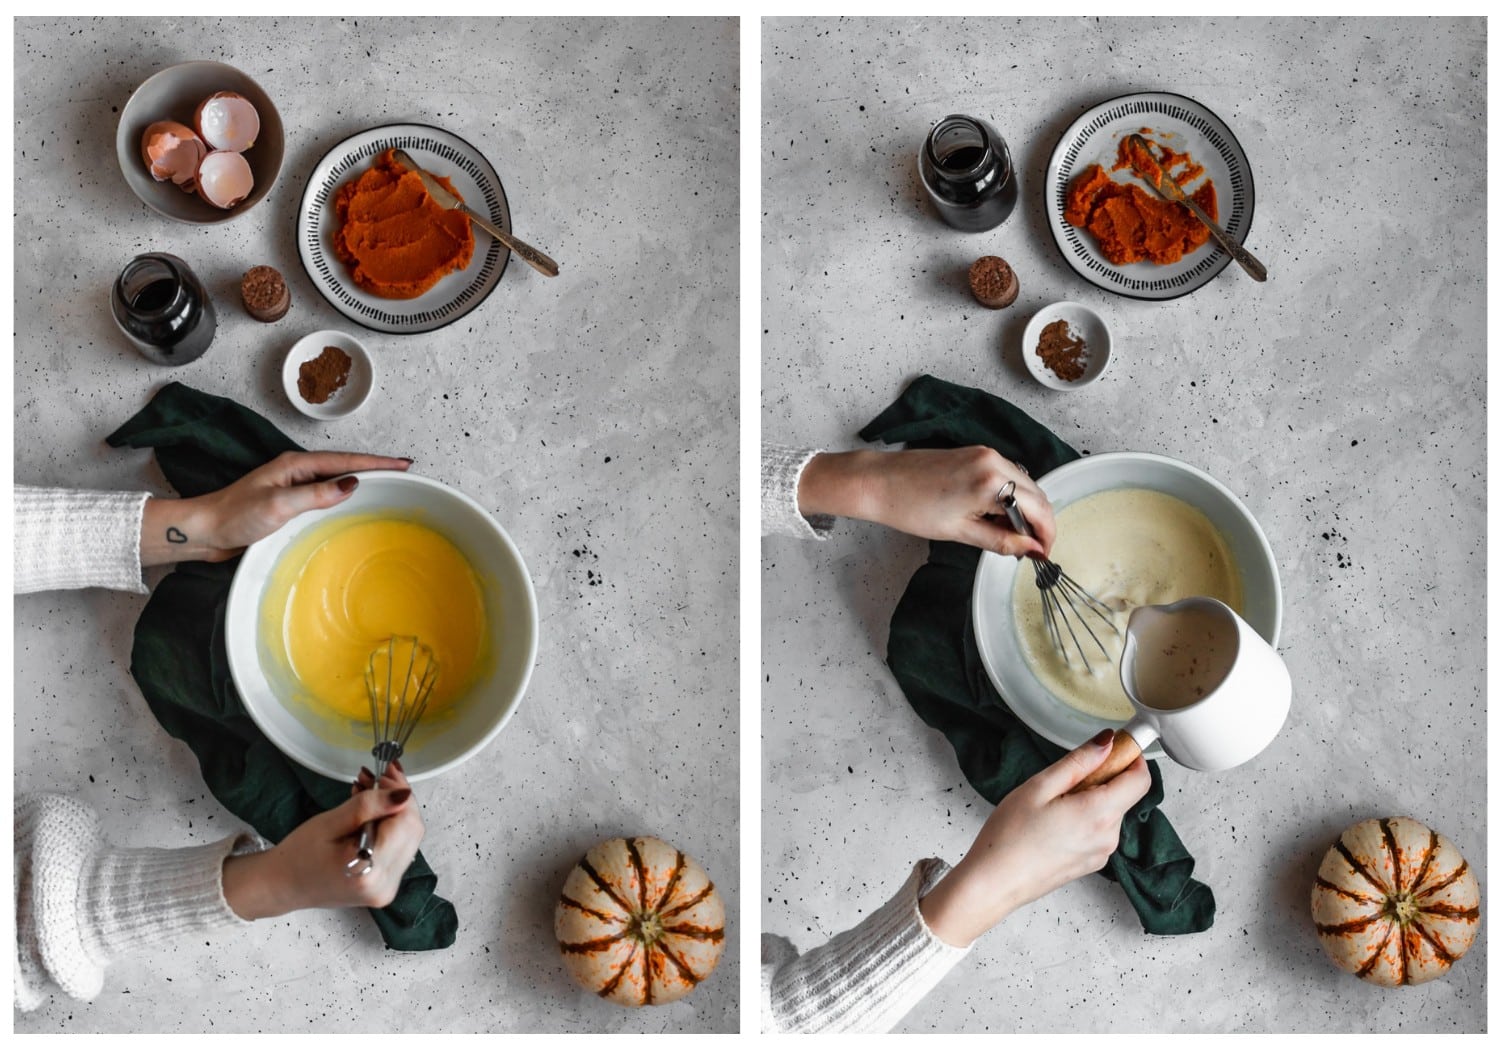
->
{"left": 627, "top": 910, "right": 664, "bottom": 946}
{"left": 1383, "top": 891, "right": 1419, "bottom": 927}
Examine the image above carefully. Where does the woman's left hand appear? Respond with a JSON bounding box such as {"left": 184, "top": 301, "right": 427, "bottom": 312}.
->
{"left": 140, "top": 451, "right": 411, "bottom": 566}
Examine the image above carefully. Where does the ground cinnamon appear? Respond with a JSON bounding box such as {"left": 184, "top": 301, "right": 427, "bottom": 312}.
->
{"left": 298, "top": 346, "right": 352, "bottom": 404}
{"left": 1035, "top": 320, "right": 1089, "bottom": 381}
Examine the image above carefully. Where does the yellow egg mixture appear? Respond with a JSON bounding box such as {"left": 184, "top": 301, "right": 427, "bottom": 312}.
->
{"left": 261, "top": 515, "right": 488, "bottom": 725}
{"left": 1010, "top": 488, "right": 1242, "bottom": 721}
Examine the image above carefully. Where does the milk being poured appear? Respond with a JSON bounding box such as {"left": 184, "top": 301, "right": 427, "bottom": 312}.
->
{"left": 1010, "top": 487, "right": 1243, "bottom": 720}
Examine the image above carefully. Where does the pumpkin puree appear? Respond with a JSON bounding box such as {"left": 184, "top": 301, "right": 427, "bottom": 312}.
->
{"left": 262, "top": 515, "right": 487, "bottom": 722}
{"left": 333, "top": 148, "right": 475, "bottom": 299}
{"left": 1064, "top": 135, "right": 1218, "bottom": 266}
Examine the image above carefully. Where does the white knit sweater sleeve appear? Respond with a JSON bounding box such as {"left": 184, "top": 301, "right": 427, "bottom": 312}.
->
{"left": 14, "top": 793, "right": 263, "bottom": 1011}
{"left": 761, "top": 858, "right": 970, "bottom": 1033}
{"left": 14, "top": 486, "right": 149, "bottom": 594}
{"left": 762, "top": 443, "right": 834, "bottom": 539}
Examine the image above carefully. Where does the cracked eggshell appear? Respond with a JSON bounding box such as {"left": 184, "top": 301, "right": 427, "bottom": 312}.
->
{"left": 141, "top": 120, "right": 207, "bottom": 191}
{"left": 194, "top": 91, "right": 260, "bottom": 152}
{"left": 196, "top": 150, "right": 255, "bottom": 209}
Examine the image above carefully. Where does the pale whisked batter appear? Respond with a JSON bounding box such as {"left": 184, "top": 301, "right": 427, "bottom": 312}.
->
{"left": 1010, "top": 487, "right": 1242, "bottom": 720}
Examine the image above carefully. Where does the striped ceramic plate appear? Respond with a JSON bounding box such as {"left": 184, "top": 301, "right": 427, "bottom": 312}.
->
{"left": 297, "top": 123, "right": 511, "bottom": 334}
{"left": 1045, "top": 92, "right": 1255, "bottom": 301}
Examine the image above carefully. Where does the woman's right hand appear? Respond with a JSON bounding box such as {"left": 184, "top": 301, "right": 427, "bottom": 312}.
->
{"left": 917, "top": 729, "right": 1150, "bottom": 947}
{"left": 222, "top": 762, "right": 425, "bottom": 920}
{"left": 797, "top": 446, "right": 1056, "bottom": 557}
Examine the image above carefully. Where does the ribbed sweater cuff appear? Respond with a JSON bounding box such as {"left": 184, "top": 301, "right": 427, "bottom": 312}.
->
{"left": 80, "top": 835, "right": 259, "bottom": 964}
{"left": 14, "top": 487, "right": 149, "bottom": 594}
{"left": 769, "top": 858, "right": 969, "bottom": 1033}
{"left": 761, "top": 443, "right": 834, "bottom": 539}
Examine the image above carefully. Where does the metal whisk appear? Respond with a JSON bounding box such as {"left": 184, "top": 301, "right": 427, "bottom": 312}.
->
{"left": 997, "top": 481, "right": 1120, "bottom": 673}
{"left": 345, "top": 635, "right": 440, "bottom": 878}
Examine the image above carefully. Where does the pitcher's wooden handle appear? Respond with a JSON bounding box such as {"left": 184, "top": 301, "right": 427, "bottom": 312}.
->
{"left": 1068, "top": 730, "right": 1142, "bottom": 794}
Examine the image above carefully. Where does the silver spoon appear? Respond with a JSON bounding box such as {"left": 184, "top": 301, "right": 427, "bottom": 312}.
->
{"left": 1125, "top": 134, "right": 1266, "bottom": 283}
{"left": 391, "top": 148, "right": 559, "bottom": 278}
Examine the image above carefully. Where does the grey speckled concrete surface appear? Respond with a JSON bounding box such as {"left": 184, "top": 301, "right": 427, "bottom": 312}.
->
{"left": 14, "top": 16, "right": 737, "bottom": 1034}
{"left": 762, "top": 16, "right": 1484, "bottom": 1034}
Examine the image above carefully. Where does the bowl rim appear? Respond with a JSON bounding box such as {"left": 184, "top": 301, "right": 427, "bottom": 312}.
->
{"left": 1021, "top": 300, "right": 1112, "bottom": 390}
{"left": 224, "top": 470, "right": 539, "bottom": 782}
{"left": 970, "top": 450, "right": 1283, "bottom": 752}
{"left": 281, "top": 329, "right": 376, "bottom": 419}
{"left": 116, "top": 59, "right": 284, "bottom": 225}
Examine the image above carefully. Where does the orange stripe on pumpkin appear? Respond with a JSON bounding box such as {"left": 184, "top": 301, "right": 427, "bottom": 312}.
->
{"left": 665, "top": 923, "right": 726, "bottom": 942}
{"left": 663, "top": 882, "right": 717, "bottom": 918}
{"left": 1355, "top": 924, "right": 1394, "bottom": 978}
{"left": 560, "top": 931, "right": 631, "bottom": 954}
{"left": 656, "top": 939, "right": 702, "bottom": 987}
{"left": 580, "top": 858, "right": 634, "bottom": 915}
{"left": 1379, "top": 819, "right": 1403, "bottom": 894}
{"left": 655, "top": 850, "right": 687, "bottom": 911}
{"left": 1314, "top": 876, "right": 1380, "bottom": 905}
{"left": 626, "top": 838, "right": 650, "bottom": 912}
{"left": 1416, "top": 860, "right": 1470, "bottom": 900}
{"left": 1412, "top": 918, "right": 1457, "bottom": 965}
{"left": 1335, "top": 838, "right": 1390, "bottom": 896}
{"left": 1314, "top": 913, "right": 1385, "bottom": 936}
{"left": 1410, "top": 827, "right": 1439, "bottom": 891}
{"left": 1419, "top": 902, "right": 1481, "bottom": 921}
{"left": 559, "top": 894, "right": 625, "bottom": 925}
{"left": 598, "top": 943, "right": 638, "bottom": 999}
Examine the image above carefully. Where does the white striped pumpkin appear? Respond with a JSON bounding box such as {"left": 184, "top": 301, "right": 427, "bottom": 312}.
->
{"left": 1312, "top": 816, "right": 1481, "bottom": 986}
{"left": 555, "top": 836, "right": 725, "bottom": 1006}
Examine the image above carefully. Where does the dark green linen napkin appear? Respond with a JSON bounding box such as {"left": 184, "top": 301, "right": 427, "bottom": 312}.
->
{"left": 858, "top": 374, "right": 1214, "bottom": 935}
{"left": 105, "top": 381, "right": 458, "bottom": 951}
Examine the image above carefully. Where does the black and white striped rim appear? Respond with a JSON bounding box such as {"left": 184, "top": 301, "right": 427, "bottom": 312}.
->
{"left": 1045, "top": 92, "right": 1255, "bottom": 302}
{"left": 296, "top": 123, "right": 511, "bottom": 334}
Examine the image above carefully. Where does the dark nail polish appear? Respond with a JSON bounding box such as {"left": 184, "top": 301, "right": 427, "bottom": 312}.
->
{"left": 359, "top": 766, "right": 374, "bottom": 780}
{"left": 391, "top": 758, "right": 404, "bottom": 773}
{"left": 390, "top": 788, "right": 412, "bottom": 804}
{"left": 338, "top": 476, "right": 359, "bottom": 493}
{"left": 1090, "top": 728, "right": 1114, "bottom": 747}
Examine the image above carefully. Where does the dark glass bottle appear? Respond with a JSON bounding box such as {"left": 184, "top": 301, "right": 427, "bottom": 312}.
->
{"left": 110, "top": 253, "right": 216, "bottom": 365}
{"left": 918, "top": 115, "right": 1018, "bottom": 232}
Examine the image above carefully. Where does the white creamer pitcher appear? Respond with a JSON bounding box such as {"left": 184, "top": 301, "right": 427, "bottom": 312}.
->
{"left": 1073, "top": 597, "right": 1291, "bottom": 791}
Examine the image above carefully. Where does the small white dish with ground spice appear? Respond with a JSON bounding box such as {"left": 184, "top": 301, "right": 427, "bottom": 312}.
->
{"left": 1021, "top": 301, "right": 1111, "bottom": 390}
{"left": 282, "top": 330, "right": 374, "bottom": 419}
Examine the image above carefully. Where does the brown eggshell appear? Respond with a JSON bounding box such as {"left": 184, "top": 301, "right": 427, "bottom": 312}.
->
{"left": 140, "top": 120, "right": 206, "bottom": 191}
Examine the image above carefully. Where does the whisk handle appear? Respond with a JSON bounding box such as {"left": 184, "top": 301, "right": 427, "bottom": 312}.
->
{"left": 345, "top": 753, "right": 397, "bottom": 878}
{"left": 995, "top": 481, "right": 1034, "bottom": 540}
{"left": 1069, "top": 729, "right": 1143, "bottom": 794}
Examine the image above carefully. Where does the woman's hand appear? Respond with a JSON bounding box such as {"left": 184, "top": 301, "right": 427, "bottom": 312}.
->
{"left": 797, "top": 446, "right": 1056, "bottom": 557}
{"left": 221, "top": 762, "right": 426, "bottom": 920}
{"left": 917, "top": 730, "right": 1151, "bottom": 947}
{"left": 140, "top": 451, "right": 412, "bottom": 566}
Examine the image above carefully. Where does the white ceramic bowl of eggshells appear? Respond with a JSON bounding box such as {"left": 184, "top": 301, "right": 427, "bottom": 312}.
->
{"left": 224, "top": 471, "right": 539, "bottom": 782}
{"left": 970, "top": 451, "right": 1282, "bottom": 755}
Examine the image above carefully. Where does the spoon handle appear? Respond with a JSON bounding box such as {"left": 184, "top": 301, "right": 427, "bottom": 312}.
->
{"left": 459, "top": 203, "right": 560, "bottom": 278}
{"left": 1126, "top": 134, "right": 1266, "bottom": 283}
{"left": 1177, "top": 195, "right": 1267, "bottom": 283}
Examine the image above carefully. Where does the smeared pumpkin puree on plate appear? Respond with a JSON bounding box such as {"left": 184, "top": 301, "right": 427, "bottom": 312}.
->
{"left": 333, "top": 148, "right": 475, "bottom": 299}
{"left": 1064, "top": 133, "right": 1218, "bottom": 266}
{"left": 262, "top": 515, "right": 486, "bottom": 723}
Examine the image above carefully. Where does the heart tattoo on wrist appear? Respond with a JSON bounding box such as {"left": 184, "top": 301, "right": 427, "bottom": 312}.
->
{"left": 166, "top": 526, "right": 188, "bottom": 545}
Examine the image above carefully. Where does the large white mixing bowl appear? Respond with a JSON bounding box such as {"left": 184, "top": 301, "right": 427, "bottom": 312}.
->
{"left": 971, "top": 452, "right": 1282, "bottom": 756}
{"left": 225, "top": 471, "right": 538, "bottom": 782}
